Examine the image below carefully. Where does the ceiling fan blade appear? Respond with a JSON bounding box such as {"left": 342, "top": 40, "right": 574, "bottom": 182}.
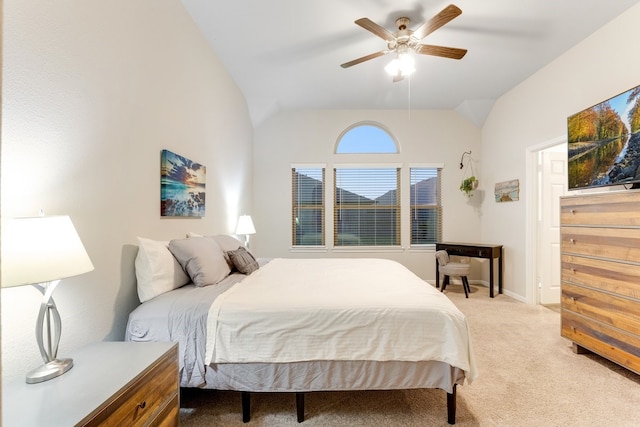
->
{"left": 340, "top": 50, "right": 388, "bottom": 68}
{"left": 412, "top": 4, "right": 462, "bottom": 41}
{"left": 355, "top": 18, "right": 395, "bottom": 42}
{"left": 415, "top": 44, "right": 467, "bottom": 60}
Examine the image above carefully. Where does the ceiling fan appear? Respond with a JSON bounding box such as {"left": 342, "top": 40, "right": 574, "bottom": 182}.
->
{"left": 341, "top": 4, "right": 467, "bottom": 82}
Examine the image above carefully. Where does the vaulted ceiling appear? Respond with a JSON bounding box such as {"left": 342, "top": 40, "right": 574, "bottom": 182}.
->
{"left": 181, "top": 0, "right": 640, "bottom": 127}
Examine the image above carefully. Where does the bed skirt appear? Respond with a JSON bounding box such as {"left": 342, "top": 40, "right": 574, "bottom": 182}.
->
{"left": 199, "top": 359, "right": 465, "bottom": 394}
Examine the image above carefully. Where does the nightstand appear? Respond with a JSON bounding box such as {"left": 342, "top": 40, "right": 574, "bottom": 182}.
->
{"left": 3, "top": 341, "right": 179, "bottom": 426}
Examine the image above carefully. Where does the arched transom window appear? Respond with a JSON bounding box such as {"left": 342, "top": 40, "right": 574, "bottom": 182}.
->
{"left": 336, "top": 123, "right": 399, "bottom": 154}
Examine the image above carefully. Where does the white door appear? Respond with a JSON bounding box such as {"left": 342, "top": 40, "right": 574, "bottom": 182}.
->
{"left": 538, "top": 146, "right": 566, "bottom": 304}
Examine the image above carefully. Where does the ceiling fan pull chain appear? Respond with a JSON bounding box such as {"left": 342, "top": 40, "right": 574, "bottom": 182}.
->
{"left": 408, "top": 74, "right": 412, "bottom": 120}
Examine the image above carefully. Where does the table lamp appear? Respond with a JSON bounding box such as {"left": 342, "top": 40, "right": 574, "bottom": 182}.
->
{"left": 1, "top": 215, "right": 94, "bottom": 383}
{"left": 235, "top": 214, "right": 256, "bottom": 249}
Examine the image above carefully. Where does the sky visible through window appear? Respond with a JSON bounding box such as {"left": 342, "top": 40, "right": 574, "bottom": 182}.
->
{"left": 337, "top": 125, "right": 397, "bottom": 154}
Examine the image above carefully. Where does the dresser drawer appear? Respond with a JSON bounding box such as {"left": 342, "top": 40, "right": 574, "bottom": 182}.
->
{"left": 85, "top": 345, "right": 179, "bottom": 426}
{"left": 561, "top": 254, "right": 640, "bottom": 300}
{"left": 561, "top": 192, "right": 640, "bottom": 226}
{"left": 561, "top": 226, "right": 640, "bottom": 262}
{"left": 562, "top": 283, "right": 640, "bottom": 335}
{"left": 149, "top": 393, "right": 179, "bottom": 427}
{"left": 561, "top": 309, "right": 640, "bottom": 374}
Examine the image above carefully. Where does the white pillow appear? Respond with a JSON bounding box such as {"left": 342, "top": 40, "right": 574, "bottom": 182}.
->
{"left": 135, "top": 237, "right": 190, "bottom": 303}
{"left": 210, "top": 234, "right": 244, "bottom": 252}
{"left": 186, "top": 232, "right": 243, "bottom": 251}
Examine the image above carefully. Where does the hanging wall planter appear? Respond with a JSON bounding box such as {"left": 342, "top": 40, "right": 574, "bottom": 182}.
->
{"left": 460, "top": 175, "right": 478, "bottom": 197}
{"left": 459, "top": 151, "right": 478, "bottom": 197}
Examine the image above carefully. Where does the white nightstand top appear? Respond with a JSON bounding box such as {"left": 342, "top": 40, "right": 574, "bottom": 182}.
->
{"left": 3, "top": 341, "right": 177, "bottom": 427}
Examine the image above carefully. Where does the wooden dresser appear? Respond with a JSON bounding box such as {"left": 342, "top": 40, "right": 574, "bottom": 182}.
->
{"left": 3, "top": 341, "right": 179, "bottom": 427}
{"left": 560, "top": 191, "right": 640, "bottom": 374}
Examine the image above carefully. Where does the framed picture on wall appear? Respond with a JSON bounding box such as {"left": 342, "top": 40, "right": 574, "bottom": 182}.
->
{"left": 160, "top": 149, "right": 206, "bottom": 217}
{"left": 494, "top": 179, "right": 519, "bottom": 202}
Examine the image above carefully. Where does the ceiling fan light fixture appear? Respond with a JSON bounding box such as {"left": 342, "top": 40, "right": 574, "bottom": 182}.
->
{"left": 341, "top": 5, "right": 467, "bottom": 76}
{"left": 385, "top": 52, "right": 415, "bottom": 77}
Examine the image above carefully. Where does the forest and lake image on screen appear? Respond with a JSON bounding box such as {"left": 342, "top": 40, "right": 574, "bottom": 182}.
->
{"left": 568, "top": 84, "right": 640, "bottom": 190}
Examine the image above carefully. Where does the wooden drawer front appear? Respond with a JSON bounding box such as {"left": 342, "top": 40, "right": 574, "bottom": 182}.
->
{"left": 87, "top": 346, "right": 178, "bottom": 427}
{"left": 561, "top": 192, "right": 640, "bottom": 226}
{"left": 561, "top": 254, "right": 640, "bottom": 300}
{"left": 148, "top": 393, "right": 179, "bottom": 427}
{"left": 561, "top": 309, "right": 640, "bottom": 374}
{"left": 561, "top": 226, "right": 640, "bottom": 262}
{"left": 562, "top": 283, "right": 640, "bottom": 335}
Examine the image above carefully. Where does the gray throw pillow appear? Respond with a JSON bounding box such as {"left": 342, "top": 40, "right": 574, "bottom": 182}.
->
{"left": 168, "top": 237, "right": 231, "bottom": 286}
{"left": 227, "top": 246, "right": 259, "bottom": 275}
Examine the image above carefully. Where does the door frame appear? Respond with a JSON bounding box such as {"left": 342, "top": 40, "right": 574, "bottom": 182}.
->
{"left": 525, "top": 135, "right": 566, "bottom": 305}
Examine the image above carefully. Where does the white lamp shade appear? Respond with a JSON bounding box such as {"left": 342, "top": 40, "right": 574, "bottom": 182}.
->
{"left": 1, "top": 215, "right": 94, "bottom": 287}
{"left": 235, "top": 215, "right": 256, "bottom": 235}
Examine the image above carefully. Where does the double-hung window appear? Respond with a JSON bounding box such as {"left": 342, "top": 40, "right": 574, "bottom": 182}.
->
{"left": 291, "top": 166, "right": 325, "bottom": 246}
{"left": 409, "top": 167, "right": 442, "bottom": 245}
{"left": 334, "top": 166, "right": 401, "bottom": 247}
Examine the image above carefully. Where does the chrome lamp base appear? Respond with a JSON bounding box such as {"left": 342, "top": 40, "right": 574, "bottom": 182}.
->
{"left": 26, "top": 358, "right": 73, "bottom": 384}
{"left": 27, "top": 280, "right": 74, "bottom": 384}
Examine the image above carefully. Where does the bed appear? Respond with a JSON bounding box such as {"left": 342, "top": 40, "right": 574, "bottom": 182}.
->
{"left": 125, "top": 235, "right": 477, "bottom": 424}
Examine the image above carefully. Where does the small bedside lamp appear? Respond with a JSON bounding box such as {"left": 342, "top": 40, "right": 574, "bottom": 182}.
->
{"left": 235, "top": 215, "right": 256, "bottom": 249}
{"left": 1, "top": 215, "right": 94, "bottom": 383}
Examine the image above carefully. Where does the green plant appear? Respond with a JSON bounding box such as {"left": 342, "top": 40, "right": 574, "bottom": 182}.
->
{"left": 460, "top": 176, "right": 478, "bottom": 197}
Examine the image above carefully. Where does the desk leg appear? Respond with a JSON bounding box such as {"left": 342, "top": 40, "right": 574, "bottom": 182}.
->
{"left": 489, "top": 259, "right": 495, "bottom": 298}
{"left": 499, "top": 248, "right": 503, "bottom": 294}
{"left": 436, "top": 264, "right": 440, "bottom": 288}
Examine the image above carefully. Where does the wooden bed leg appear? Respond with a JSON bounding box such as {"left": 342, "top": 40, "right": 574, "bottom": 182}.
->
{"left": 296, "top": 392, "right": 305, "bottom": 422}
{"left": 242, "top": 391, "right": 250, "bottom": 423}
{"left": 447, "top": 384, "right": 457, "bottom": 425}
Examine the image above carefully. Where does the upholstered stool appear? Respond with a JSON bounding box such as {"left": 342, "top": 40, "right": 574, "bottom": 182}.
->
{"left": 435, "top": 250, "right": 471, "bottom": 298}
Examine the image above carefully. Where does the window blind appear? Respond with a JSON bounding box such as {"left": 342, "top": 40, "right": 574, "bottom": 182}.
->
{"left": 410, "top": 167, "right": 442, "bottom": 245}
{"left": 334, "top": 167, "right": 400, "bottom": 246}
{"left": 292, "top": 167, "right": 325, "bottom": 246}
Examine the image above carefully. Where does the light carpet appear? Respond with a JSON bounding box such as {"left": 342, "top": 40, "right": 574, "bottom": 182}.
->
{"left": 179, "top": 284, "right": 640, "bottom": 426}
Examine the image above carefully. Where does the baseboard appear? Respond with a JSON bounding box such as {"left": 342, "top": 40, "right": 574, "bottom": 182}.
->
{"left": 427, "top": 279, "right": 527, "bottom": 303}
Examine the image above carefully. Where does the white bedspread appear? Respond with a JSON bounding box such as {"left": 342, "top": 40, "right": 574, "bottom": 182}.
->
{"left": 205, "top": 258, "right": 476, "bottom": 381}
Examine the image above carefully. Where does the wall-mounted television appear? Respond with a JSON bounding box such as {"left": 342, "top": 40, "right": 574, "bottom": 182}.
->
{"left": 567, "top": 84, "right": 640, "bottom": 190}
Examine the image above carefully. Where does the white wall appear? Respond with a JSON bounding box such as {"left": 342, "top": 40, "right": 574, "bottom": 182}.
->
{"left": 1, "top": 0, "right": 253, "bottom": 384}
{"left": 481, "top": 3, "right": 640, "bottom": 300}
{"left": 253, "top": 109, "right": 483, "bottom": 281}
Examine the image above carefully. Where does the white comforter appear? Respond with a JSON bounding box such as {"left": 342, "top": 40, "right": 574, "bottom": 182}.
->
{"left": 206, "top": 258, "right": 476, "bottom": 381}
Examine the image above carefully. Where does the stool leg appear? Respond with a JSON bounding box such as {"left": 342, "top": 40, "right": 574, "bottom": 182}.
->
{"left": 462, "top": 276, "right": 469, "bottom": 298}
